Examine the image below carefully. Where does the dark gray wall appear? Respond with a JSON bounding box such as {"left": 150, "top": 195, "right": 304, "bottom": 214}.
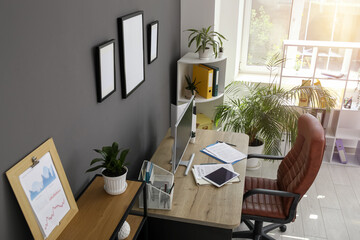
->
{"left": 0, "top": 0, "right": 180, "bottom": 238}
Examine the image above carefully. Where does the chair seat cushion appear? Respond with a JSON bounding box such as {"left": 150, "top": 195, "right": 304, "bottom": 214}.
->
{"left": 242, "top": 176, "right": 286, "bottom": 219}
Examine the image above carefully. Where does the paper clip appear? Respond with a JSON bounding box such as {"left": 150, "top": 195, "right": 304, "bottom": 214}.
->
{"left": 31, "top": 156, "right": 39, "bottom": 168}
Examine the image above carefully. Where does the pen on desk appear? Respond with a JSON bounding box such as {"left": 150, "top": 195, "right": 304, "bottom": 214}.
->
{"left": 217, "top": 140, "right": 237, "bottom": 147}
{"left": 168, "top": 183, "right": 175, "bottom": 194}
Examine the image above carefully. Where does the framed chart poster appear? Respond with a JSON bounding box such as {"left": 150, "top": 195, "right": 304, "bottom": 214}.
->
{"left": 6, "top": 138, "right": 78, "bottom": 240}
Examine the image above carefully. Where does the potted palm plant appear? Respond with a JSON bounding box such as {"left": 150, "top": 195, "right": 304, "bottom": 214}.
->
{"left": 86, "top": 142, "right": 129, "bottom": 195}
{"left": 186, "top": 25, "right": 226, "bottom": 59}
{"left": 215, "top": 53, "right": 336, "bottom": 169}
{"left": 184, "top": 75, "right": 200, "bottom": 99}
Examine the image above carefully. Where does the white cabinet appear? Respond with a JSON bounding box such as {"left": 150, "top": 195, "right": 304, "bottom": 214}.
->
{"left": 176, "top": 52, "right": 227, "bottom": 120}
{"left": 280, "top": 40, "right": 360, "bottom": 166}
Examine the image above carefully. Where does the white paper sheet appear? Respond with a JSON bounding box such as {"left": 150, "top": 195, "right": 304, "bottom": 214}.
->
{"left": 19, "top": 152, "right": 70, "bottom": 238}
{"left": 204, "top": 142, "right": 246, "bottom": 164}
{"left": 191, "top": 163, "right": 240, "bottom": 185}
{"left": 193, "top": 164, "right": 236, "bottom": 180}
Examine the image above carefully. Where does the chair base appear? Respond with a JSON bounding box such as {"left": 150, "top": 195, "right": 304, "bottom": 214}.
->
{"left": 232, "top": 219, "right": 286, "bottom": 240}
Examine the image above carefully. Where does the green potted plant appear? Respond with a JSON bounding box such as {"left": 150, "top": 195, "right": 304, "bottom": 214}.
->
{"left": 218, "top": 40, "right": 224, "bottom": 58}
{"left": 86, "top": 142, "right": 129, "bottom": 195}
{"left": 186, "top": 25, "right": 226, "bottom": 59}
{"left": 215, "top": 53, "right": 336, "bottom": 169}
{"left": 184, "top": 75, "right": 200, "bottom": 99}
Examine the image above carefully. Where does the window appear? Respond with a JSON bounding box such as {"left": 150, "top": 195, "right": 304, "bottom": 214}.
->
{"left": 239, "top": 0, "right": 360, "bottom": 75}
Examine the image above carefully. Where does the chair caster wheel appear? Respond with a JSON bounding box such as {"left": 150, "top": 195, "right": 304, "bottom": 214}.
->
{"left": 279, "top": 225, "right": 287, "bottom": 232}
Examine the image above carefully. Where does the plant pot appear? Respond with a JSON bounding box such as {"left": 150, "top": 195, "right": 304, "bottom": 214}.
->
{"left": 218, "top": 48, "right": 224, "bottom": 58}
{"left": 198, "top": 48, "right": 212, "bottom": 60}
{"left": 102, "top": 166, "right": 128, "bottom": 195}
{"left": 184, "top": 89, "right": 196, "bottom": 99}
{"left": 247, "top": 140, "right": 264, "bottom": 170}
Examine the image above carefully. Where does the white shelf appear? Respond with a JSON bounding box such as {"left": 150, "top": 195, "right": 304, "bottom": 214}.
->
{"left": 332, "top": 153, "right": 360, "bottom": 167}
{"left": 325, "top": 128, "right": 336, "bottom": 138}
{"left": 280, "top": 40, "right": 360, "bottom": 167}
{"left": 178, "top": 93, "right": 224, "bottom": 104}
{"left": 176, "top": 52, "right": 227, "bottom": 120}
{"left": 336, "top": 128, "right": 360, "bottom": 140}
{"left": 178, "top": 52, "right": 227, "bottom": 64}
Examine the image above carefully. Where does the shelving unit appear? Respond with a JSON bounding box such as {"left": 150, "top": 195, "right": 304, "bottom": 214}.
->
{"left": 58, "top": 175, "right": 147, "bottom": 240}
{"left": 280, "top": 40, "right": 360, "bottom": 166}
{"left": 176, "top": 52, "right": 227, "bottom": 123}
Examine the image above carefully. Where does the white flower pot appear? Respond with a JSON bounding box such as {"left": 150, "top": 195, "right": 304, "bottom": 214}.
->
{"left": 247, "top": 140, "right": 264, "bottom": 170}
{"left": 184, "top": 89, "right": 196, "bottom": 99}
{"left": 102, "top": 167, "right": 128, "bottom": 195}
{"left": 198, "top": 48, "right": 212, "bottom": 60}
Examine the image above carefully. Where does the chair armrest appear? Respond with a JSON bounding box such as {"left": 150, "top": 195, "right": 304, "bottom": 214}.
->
{"left": 243, "top": 188, "right": 299, "bottom": 200}
{"left": 243, "top": 188, "right": 301, "bottom": 222}
{"left": 247, "top": 154, "right": 284, "bottom": 160}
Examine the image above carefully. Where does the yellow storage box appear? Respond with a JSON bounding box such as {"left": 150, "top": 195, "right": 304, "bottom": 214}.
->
{"left": 196, "top": 113, "right": 213, "bottom": 130}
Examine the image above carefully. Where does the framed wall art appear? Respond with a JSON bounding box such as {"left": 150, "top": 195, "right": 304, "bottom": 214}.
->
{"left": 96, "top": 40, "right": 116, "bottom": 103}
{"left": 118, "top": 11, "right": 145, "bottom": 99}
{"left": 148, "top": 20, "right": 159, "bottom": 64}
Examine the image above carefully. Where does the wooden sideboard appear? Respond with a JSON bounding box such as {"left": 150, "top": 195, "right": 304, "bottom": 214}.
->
{"left": 58, "top": 175, "right": 147, "bottom": 240}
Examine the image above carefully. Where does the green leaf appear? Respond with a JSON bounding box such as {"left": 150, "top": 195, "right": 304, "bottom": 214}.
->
{"left": 86, "top": 165, "right": 104, "bottom": 173}
{"left": 90, "top": 158, "right": 104, "bottom": 165}
{"left": 214, "top": 55, "right": 335, "bottom": 155}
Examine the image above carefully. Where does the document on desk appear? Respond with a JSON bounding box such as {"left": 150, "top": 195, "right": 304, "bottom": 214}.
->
{"left": 201, "top": 142, "right": 246, "bottom": 164}
{"left": 191, "top": 164, "right": 240, "bottom": 185}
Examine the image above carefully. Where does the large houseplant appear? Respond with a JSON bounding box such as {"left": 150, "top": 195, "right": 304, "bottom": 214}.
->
{"left": 214, "top": 54, "right": 336, "bottom": 168}
{"left": 86, "top": 142, "right": 129, "bottom": 195}
{"left": 186, "top": 25, "right": 226, "bottom": 59}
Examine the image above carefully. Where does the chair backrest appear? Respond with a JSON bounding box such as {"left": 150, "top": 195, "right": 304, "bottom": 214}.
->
{"left": 277, "top": 113, "right": 325, "bottom": 212}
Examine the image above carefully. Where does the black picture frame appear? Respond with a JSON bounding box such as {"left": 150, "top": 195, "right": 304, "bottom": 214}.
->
{"left": 118, "top": 11, "right": 145, "bottom": 99}
{"left": 96, "top": 40, "right": 116, "bottom": 103}
{"left": 148, "top": 20, "right": 159, "bottom": 64}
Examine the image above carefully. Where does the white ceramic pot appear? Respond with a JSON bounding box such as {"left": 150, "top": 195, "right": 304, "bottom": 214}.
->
{"left": 102, "top": 166, "right": 128, "bottom": 195}
{"left": 218, "top": 48, "right": 224, "bottom": 58}
{"left": 247, "top": 140, "right": 264, "bottom": 170}
{"left": 198, "top": 48, "right": 212, "bottom": 60}
{"left": 184, "top": 89, "right": 196, "bottom": 99}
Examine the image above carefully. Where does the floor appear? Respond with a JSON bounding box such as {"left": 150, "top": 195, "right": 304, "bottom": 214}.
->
{"left": 233, "top": 160, "right": 360, "bottom": 240}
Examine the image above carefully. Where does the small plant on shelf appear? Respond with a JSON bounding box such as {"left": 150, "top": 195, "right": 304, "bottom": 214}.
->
{"left": 86, "top": 142, "right": 129, "bottom": 195}
{"left": 184, "top": 75, "right": 200, "bottom": 98}
{"left": 186, "top": 25, "right": 226, "bottom": 59}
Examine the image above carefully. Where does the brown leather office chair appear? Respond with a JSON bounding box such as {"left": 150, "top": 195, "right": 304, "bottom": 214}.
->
{"left": 232, "top": 113, "right": 325, "bottom": 240}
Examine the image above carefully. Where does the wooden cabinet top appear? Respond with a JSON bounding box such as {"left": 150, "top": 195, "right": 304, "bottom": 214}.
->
{"left": 58, "top": 176, "right": 142, "bottom": 240}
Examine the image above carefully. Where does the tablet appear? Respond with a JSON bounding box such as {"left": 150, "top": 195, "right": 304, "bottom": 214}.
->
{"left": 202, "top": 167, "right": 240, "bottom": 187}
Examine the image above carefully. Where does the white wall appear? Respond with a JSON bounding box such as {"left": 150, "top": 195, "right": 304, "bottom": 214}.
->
{"left": 180, "top": 0, "right": 216, "bottom": 56}
{"left": 217, "top": 0, "right": 242, "bottom": 85}
{"left": 180, "top": 0, "right": 242, "bottom": 84}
